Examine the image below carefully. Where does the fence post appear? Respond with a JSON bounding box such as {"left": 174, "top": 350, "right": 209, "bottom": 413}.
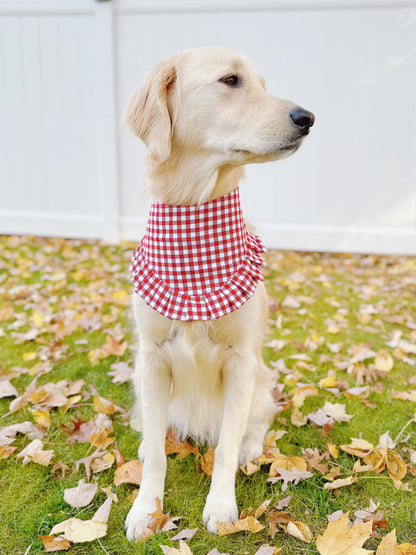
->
{"left": 95, "top": 0, "right": 120, "bottom": 243}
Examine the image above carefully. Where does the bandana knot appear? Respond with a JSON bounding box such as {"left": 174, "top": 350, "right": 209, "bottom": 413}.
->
{"left": 130, "top": 188, "right": 265, "bottom": 321}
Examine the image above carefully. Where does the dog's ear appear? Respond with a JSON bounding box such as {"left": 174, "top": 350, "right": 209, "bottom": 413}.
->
{"left": 123, "top": 61, "right": 176, "bottom": 164}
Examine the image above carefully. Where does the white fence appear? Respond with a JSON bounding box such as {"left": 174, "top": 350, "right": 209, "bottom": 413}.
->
{"left": 1, "top": 0, "right": 415, "bottom": 253}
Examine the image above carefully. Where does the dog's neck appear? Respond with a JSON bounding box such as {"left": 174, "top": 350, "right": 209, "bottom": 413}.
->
{"left": 145, "top": 149, "right": 245, "bottom": 206}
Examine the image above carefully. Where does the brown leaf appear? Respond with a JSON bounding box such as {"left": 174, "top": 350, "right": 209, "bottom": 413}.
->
{"left": 316, "top": 512, "right": 373, "bottom": 554}
{"left": 0, "top": 445, "right": 17, "bottom": 459}
{"left": 39, "top": 535, "right": 71, "bottom": 552}
{"left": 102, "top": 336, "right": 128, "bottom": 357}
{"left": 165, "top": 429, "right": 199, "bottom": 460}
{"left": 114, "top": 460, "right": 143, "bottom": 486}
{"left": 75, "top": 448, "right": 111, "bottom": 480}
{"left": 200, "top": 446, "right": 215, "bottom": 476}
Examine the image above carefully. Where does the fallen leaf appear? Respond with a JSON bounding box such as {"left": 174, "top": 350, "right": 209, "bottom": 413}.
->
{"left": 0, "top": 421, "right": 43, "bottom": 446}
{"left": 75, "top": 448, "right": 112, "bottom": 480}
{"left": 316, "top": 512, "right": 373, "bottom": 554}
{"left": 160, "top": 540, "right": 194, "bottom": 554}
{"left": 165, "top": 429, "right": 199, "bottom": 460}
{"left": 0, "top": 445, "right": 17, "bottom": 459}
{"left": 50, "top": 519, "right": 106, "bottom": 543}
{"left": 171, "top": 528, "right": 198, "bottom": 541}
{"left": 217, "top": 516, "right": 265, "bottom": 536}
{"left": 0, "top": 379, "right": 18, "bottom": 398}
{"left": 323, "top": 402, "right": 353, "bottom": 423}
{"left": 200, "top": 446, "right": 215, "bottom": 476}
{"left": 374, "top": 350, "right": 394, "bottom": 372}
{"left": 268, "top": 467, "right": 313, "bottom": 491}
{"left": 49, "top": 497, "right": 112, "bottom": 543}
{"left": 63, "top": 479, "right": 98, "bottom": 508}
{"left": 324, "top": 476, "right": 358, "bottom": 489}
{"left": 114, "top": 460, "right": 143, "bottom": 486}
{"left": 286, "top": 520, "right": 312, "bottom": 543}
{"left": 254, "top": 547, "right": 282, "bottom": 554}
{"left": 39, "top": 535, "right": 71, "bottom": 552}
{"left": 16, "top": 439, "right": 53, "bottom": 466}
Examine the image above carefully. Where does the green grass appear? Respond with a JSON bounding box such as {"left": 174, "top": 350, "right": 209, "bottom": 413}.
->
{"left": 0, "top": 237, "right": 416, "bottom": 554}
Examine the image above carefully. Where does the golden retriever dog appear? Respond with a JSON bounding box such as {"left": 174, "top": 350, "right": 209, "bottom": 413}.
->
{"left": 123, "top": 46, "right": 314, "bottom": 540}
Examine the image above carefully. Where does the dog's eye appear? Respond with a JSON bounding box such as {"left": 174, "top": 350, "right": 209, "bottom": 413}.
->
{"left": 219, "top": 75, "right": 240, "bottom": 87}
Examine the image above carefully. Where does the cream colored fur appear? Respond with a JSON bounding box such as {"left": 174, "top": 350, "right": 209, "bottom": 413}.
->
{"left": 124, "top": 46, "right": 311, "bottom": 540}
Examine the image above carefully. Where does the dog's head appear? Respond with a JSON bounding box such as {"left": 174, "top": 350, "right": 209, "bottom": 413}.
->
{"left": 124, "top": 47, "right": 314, "bottom": 168}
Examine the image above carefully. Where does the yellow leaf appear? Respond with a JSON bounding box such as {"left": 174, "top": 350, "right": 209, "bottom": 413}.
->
{"left": 87, "top": 348, "right": 104, "bottom": 367}
{"left": 374, "top": 349, "right": 394, "bottom": 372}
{"left": 316, "top": 512, "right": 373, "bottom": 554}
{"left": 323, "top": 476, "right": 358, "bottom": 489}
{"left": 89, "top": 429, "right": 115, "bottom": 450}
{"left": 217, "top": 516, "right": 265, "bottom": 536}
{"left": 327, "top": 443, "right": 339, "bottom": 459}
{"left": 340, "top": 438, "right": 374, "bottom": 458}
{"left": 364, "top": 448, "right": 387, "bottom": 474}
{"left": 23, "top": 352, "right": 37, "bottom": 361}
{"left": 270, "top": 455, "right": 307, "bottom": 476}
{"left": 30, "top": 409, "right": 50, "bottom": 428}
{"left": 386, "top": 451, "right": 407, "bottom": 481}
{"left": 287, "top": 520, "right": 312, "bottom": 543}
{"left": 32, "top": 311, "right": 44, "bottom": 328}
{"left": 320, "top": 376, "right": 337, "bottom": 388}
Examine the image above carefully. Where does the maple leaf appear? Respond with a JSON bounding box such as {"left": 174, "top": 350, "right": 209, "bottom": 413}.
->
{"left": 316, "top": 512, "right": 373, "bottom": 555}
{"left": 108, "top": 361, "right": 134, "bottom": 383}
{"left": 101, "top": 336, "right": 128, "bottom": 357}
{"left": 165, "top": 429, "right": 199, "bottom": 460}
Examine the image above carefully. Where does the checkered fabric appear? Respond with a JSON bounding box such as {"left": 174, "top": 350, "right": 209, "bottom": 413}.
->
{"left": 130, "top": 188, "right": 265, "bottom": 321}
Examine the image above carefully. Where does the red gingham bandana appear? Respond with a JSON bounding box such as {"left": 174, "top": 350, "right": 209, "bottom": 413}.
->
{"left": 130, "top": 188, "right": 265, "bottom": 321}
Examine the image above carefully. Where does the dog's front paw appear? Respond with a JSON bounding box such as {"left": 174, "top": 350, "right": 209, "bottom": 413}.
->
{"left": 202, "top": 493, "right": 238, "bottom": 534}
{"left": 125, "top": 496, "right": 157, "bottom": 541}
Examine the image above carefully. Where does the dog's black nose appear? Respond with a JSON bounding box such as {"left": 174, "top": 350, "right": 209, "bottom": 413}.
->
{"left": 289, "top": 108, "right": 315, "bottom": 133}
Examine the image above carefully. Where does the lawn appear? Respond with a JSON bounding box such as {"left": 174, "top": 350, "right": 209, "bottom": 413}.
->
{"left": 0, "top": 235, "right": 415, "bottom": 554}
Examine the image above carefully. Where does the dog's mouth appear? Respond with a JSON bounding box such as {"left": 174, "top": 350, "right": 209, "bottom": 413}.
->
{"left": 232, "top": 138, "right": 302, "bottom": 157}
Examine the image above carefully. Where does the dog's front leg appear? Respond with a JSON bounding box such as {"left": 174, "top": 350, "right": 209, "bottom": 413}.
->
{"left": 203, "top": 350, "right": 256, "bottom": 533}
{"left": 125, "top": 343, "right": 170, "bottom": 541}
